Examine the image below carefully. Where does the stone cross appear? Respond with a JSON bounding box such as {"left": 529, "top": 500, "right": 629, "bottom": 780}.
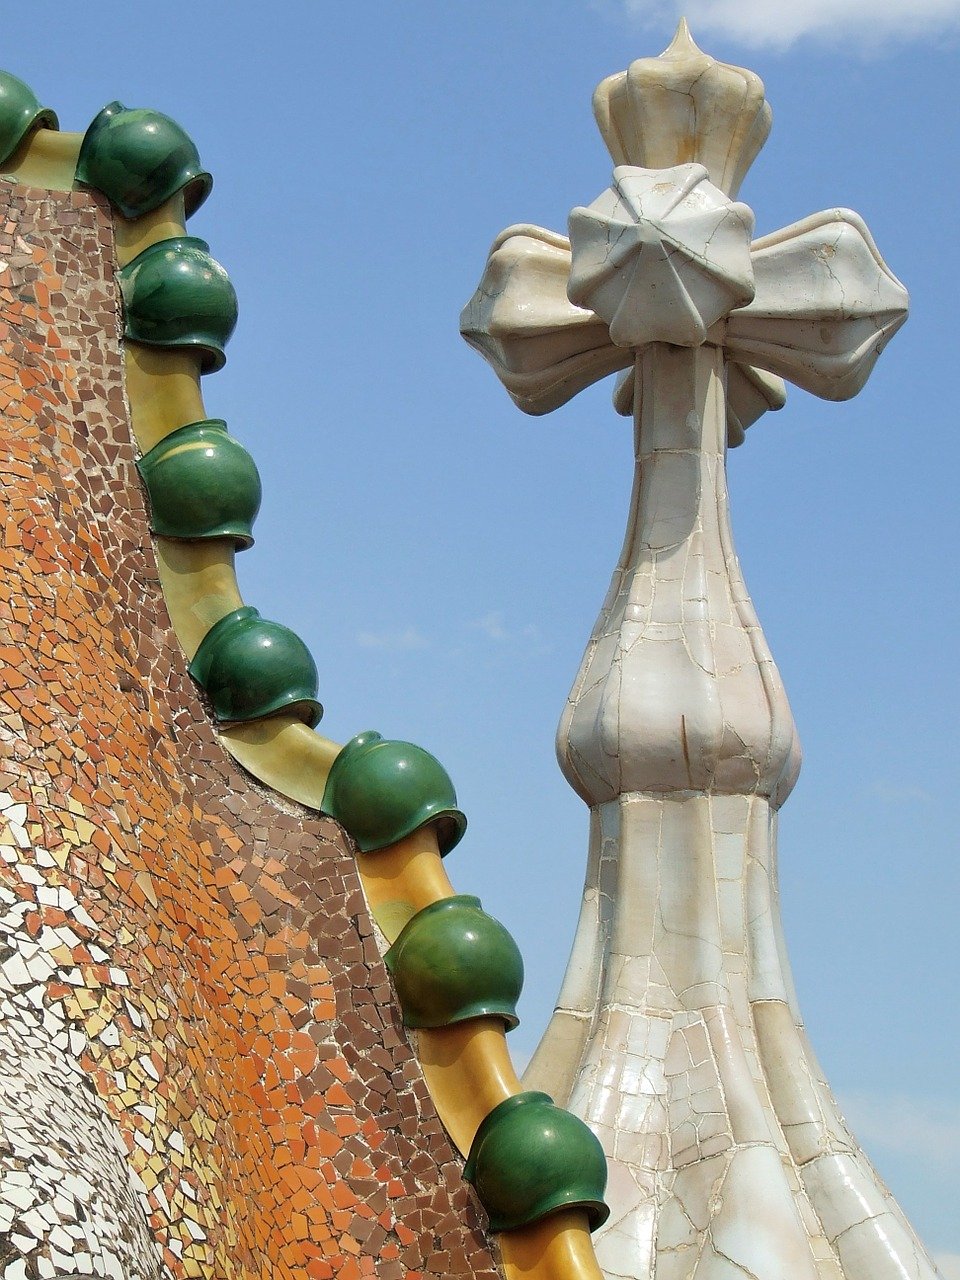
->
{"left": 461, "top": 23, "right": 934, "bottom": 1280}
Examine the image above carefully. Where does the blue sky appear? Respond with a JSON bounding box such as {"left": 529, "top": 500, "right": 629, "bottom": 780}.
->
{"left": 12, "top": 1, "right": 959, "bottom": 1266}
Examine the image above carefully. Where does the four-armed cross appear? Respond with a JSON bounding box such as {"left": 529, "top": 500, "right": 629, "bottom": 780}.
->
{"left": 461, "top": 23, "right": 931, "bottom": 1280}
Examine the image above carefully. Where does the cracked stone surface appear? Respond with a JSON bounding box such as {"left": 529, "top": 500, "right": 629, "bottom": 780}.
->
{"left": 463, "top": 23, "right": 933, "bottom": 1280}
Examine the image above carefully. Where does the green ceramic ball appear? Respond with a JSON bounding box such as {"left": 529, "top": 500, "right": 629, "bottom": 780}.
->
{"left": 119, "top": 236, "right": 238, "bottom": 373}
{"left": 0, "top": 71, "right": 57, "bottom": 168}
{"left": 75, "top": 101, "right": 211, "bottom": 219}
{"left": 385, "top": 896, "right": 523, "bottom": 1030}
{"left": 188, "top": 606, "right": 322, "bottom": 727}
{"left": 464, "top": 1091, "right": 609, "bottom": 1233}
{"left": 322, "top": 730, "right": 466, "bottom": 854}
{"left": 137, "top": 420, "right": 261, "bottom": 549}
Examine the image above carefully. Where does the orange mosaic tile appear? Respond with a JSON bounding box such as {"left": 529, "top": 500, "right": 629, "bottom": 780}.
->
{"left": 0, "top": 182, "right": 500, "bottom": 1280}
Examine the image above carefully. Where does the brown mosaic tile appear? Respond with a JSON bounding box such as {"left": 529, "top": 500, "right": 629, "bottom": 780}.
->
{"left": 0, "top": 181, "right": 500, "bottom": 1280}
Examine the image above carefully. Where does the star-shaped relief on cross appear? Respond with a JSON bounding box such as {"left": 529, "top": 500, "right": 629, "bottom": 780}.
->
{"left": 461, "top": 20, "right": 908, "bottom": 447}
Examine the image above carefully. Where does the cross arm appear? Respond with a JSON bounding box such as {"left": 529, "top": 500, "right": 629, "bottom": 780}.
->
{"left": 461, "top": 195, "right": 908, "bottom": 439}
{"left": 459, "top": 216, "right": 786, "bottom": 442}
{"left": 459, "top": 224, "right": 633, "bottom": 417}
{"left": 724, "top": 208, "right": 909, "bottom": 401}
{"left": 459, "top": 221, "right": 771, "bottom": 443}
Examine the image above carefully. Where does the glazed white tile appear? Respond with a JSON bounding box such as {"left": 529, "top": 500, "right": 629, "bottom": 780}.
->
{"left": 0, "top": 1007, "right": 162, "bottom": 1279}
{"left": 463, "top": 188, "right": 905, "bottom": 442}
{"left": 0, "top": 817, "right": 164, "bottom": 1279}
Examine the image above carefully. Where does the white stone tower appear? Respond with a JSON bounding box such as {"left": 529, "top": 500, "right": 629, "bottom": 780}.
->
{"left": 462, "top": 22, "right": 937, "bottom": 1280}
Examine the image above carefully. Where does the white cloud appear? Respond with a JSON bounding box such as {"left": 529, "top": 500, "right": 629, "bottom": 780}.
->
{"left": 473, "top": 611, "right": 509, "bottom": 642}
{"left": 867, "top": 781, "right": 933, "bottom": 805}
{"left": 839, "top": 1090, "right": 960, "bottom": 1170}
{"left": 356, "top": 626, "right": 428, "bottom": 652}
{"left": 621, "top": 0, "right": 960, "bottom": 48}
{"left": 935, "top": 1255, "right": 960, "bottom": 1280}
{"left": 469, "top": 612, "right": 547, "bottom": 649}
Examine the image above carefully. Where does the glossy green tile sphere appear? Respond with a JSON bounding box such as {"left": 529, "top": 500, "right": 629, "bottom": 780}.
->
{"left": 0, "top": 70, "right": 57, "bottom": 167}
{"left": 137, "top": 420, "right": 261, "bottom": 550}
{"left": 385, "top": 896, "right": 523, "bottom": 1031}
{"left": 188, "top": 606, "right": 322, "bottom": 727}
{"left": 322, "top": 730, "right": 466, "bottom": 855}
{"left": 119, "top": 236, "right": 238, "bottom": 373}
{"left": 463, "top": 1091, "right": 609, "bottom": 1233}
{"left": 75, "top": 101, "right": 211, "bottom": 219}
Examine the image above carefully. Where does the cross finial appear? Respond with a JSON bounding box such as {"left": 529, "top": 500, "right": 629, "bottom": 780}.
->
{"left": 663, "top": 16, "right": 698, "bottom": 52}
{"left": 592, "top": 20, "right": 772, "bottom": 196}
{"left": 458, "top": 39, "right": 930, "bottom": 1280}
{"left": 460, "top": 31, "right": 907, "bottom": 443}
